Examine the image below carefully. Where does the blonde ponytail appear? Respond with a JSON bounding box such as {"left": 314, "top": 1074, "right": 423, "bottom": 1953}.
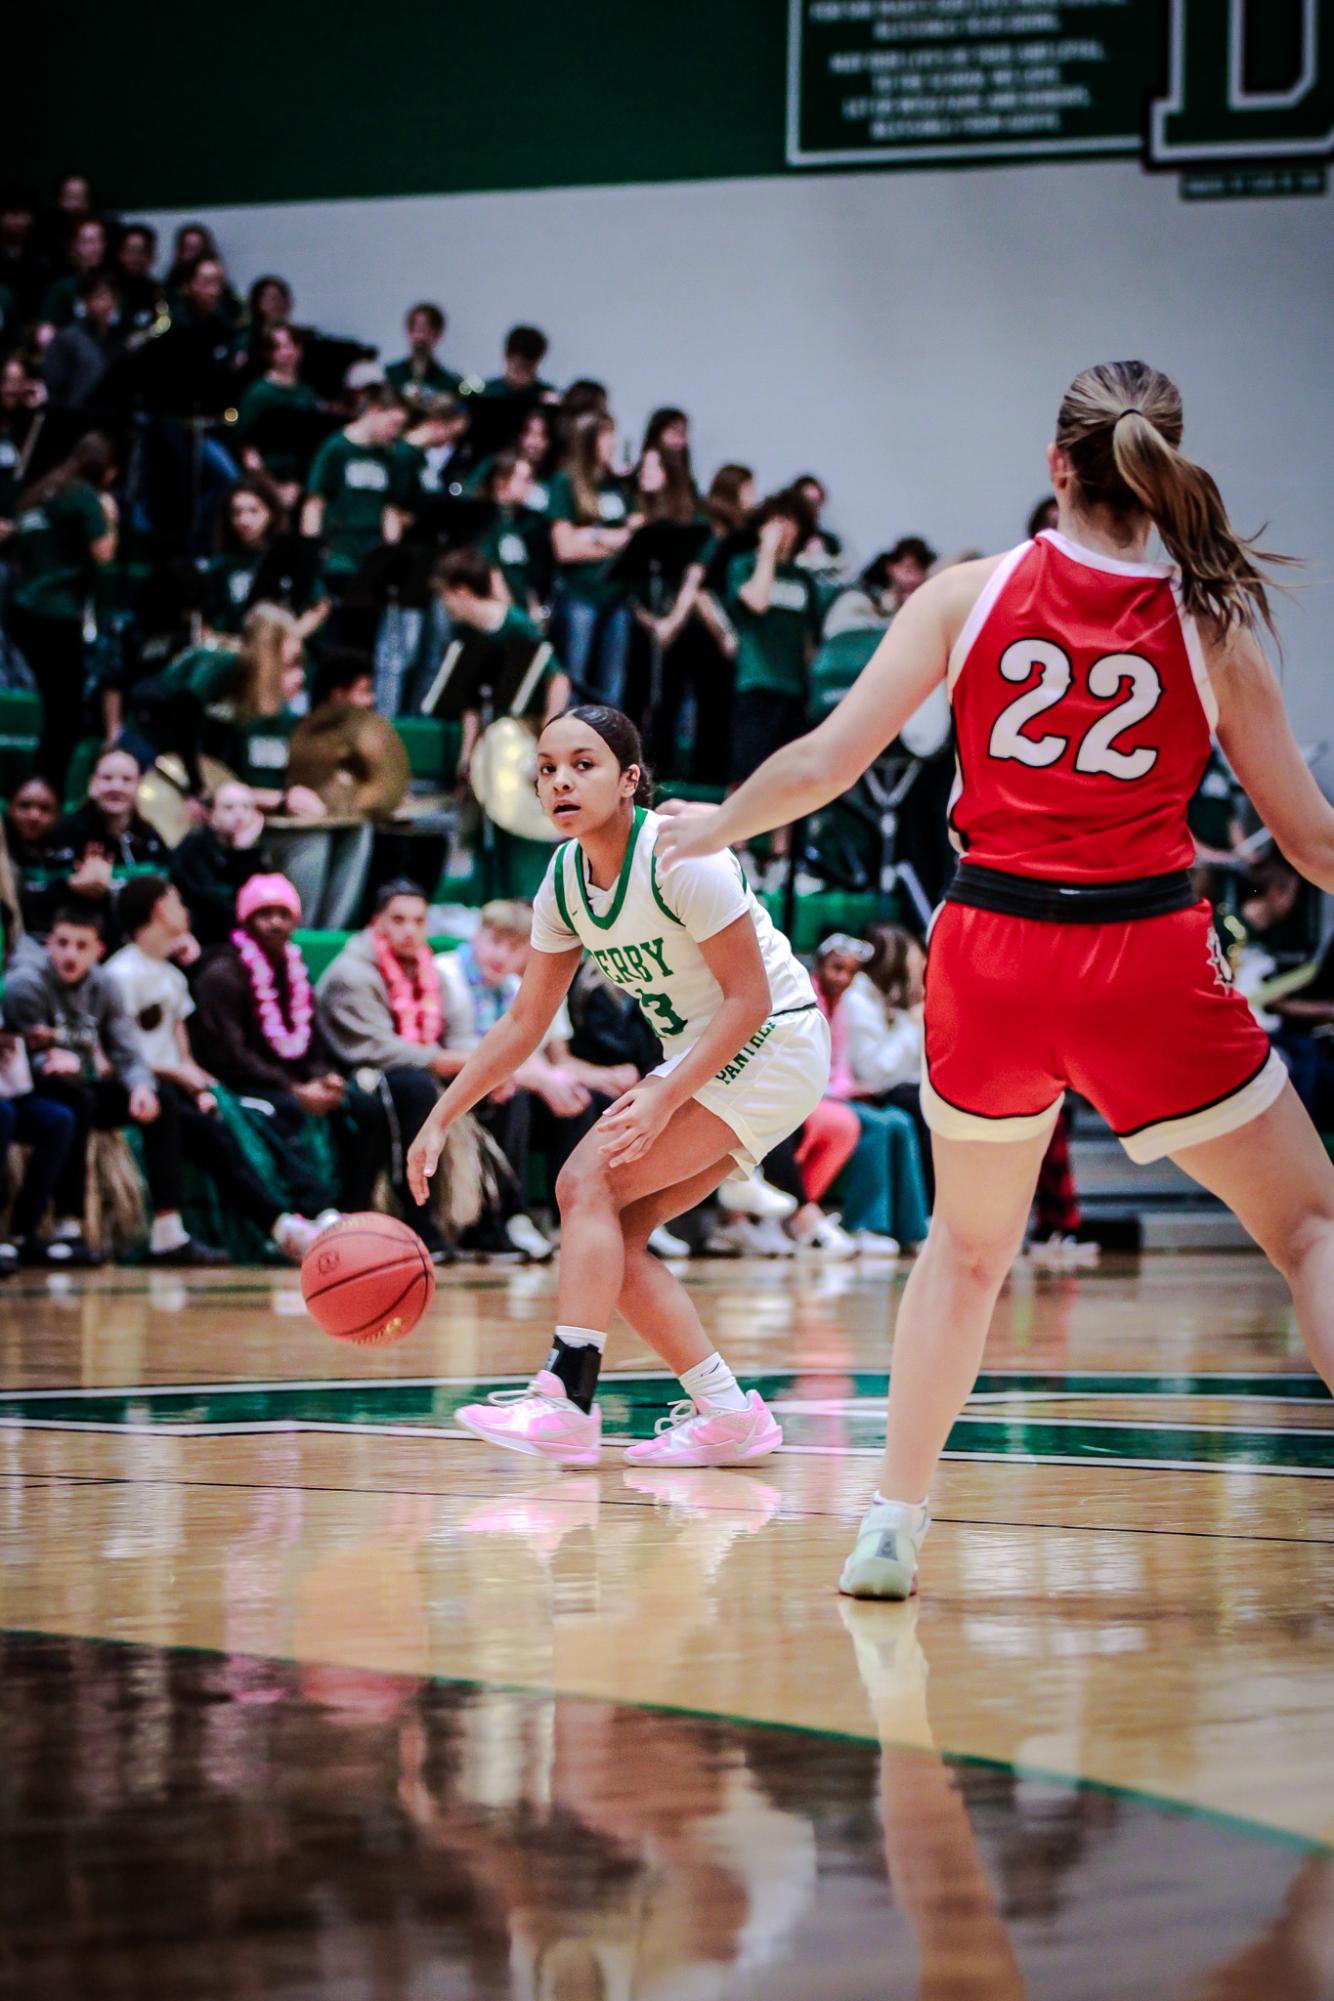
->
{"left": 1056, "top": 361, "right": 1292, "bottom": 637}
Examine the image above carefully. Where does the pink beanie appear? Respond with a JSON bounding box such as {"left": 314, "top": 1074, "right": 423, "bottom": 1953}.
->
{"left": 237, "top": 873, "right": 302, "bottom": 924}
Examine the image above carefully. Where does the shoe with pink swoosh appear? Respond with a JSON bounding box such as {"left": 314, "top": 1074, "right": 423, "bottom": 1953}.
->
{"left": 454, "top": 1370, "right": 602, "bottom": 1466}
{"left": 623, "top": 1390, "right": 782, "bottom": 1467}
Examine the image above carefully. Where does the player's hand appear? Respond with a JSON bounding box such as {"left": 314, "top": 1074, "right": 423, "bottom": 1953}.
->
{"left": 598, "top": 1077, "right": 672, "bottom": 1169}
{"left": 407, "top": 1118, "right": 447, "bottom": 1206}
{"left": 653, "top": 800, "right": 725, "bottom": 867}
{"left": 129, "top": 1085, "right": 159, "bottom": 1123}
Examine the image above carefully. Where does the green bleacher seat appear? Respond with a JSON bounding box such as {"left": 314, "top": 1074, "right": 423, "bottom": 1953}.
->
{"left": 293, "top": 929, "right": 462, "bottom": 984}
{"left": 63, "top": 737, "right": 101, "bottom": 808}
{"left": 0, "top": 734, "right": 38, "bottom": 795}
{"left": 655, "top": 780, "right": 726, "bottom": 805}
{"left": 394, "top": 716, "right": 462, "bottom": 786}
{"left": 758, "top": 888, "right": 881, "bottom": 955}
{"left": 0, "top": 689, "right": 43, "bottom": 736}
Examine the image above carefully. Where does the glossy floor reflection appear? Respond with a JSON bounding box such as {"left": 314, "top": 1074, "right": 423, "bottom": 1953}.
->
{"left": 4, "top": 1631, "right": 1332, "bottom": 2001}
{"left": 3, "top": 1252, "right": 1333, "bottom": 1995}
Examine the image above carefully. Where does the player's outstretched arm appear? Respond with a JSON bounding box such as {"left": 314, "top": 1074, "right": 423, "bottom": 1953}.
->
{"left": 406, "top": 943, "right": 582, "bottom": 1200}
{"left": 657, "top": 564, "right": 969, "bottom": 864}
{"left": 1211, "top": 625, "right": 1334, "bottom": 893}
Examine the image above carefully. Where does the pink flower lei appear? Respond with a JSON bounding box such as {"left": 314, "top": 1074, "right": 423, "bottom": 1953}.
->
{"left": 372, "top": 929, "right": 444, "bottom": 1046}
{"left": 232, "top": 927, "right": 314, "bottom": 1061}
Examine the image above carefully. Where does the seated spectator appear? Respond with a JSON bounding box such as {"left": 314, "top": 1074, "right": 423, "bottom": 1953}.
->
{"left": 165, "top": 223, "right": 225, "bottom": 300}
{"left": 202, "top": 604, "right": 373, "bottom": 929}
{"left": 235, "top": 326, "right": 322, "bottom": 498}
{"left": 48, "top": 745, "right": 170, "bottom": 947}
{"left": 2, "top": 906, "right": 180, "bottom": 1266}
{"left": 191, "top": 873, "right": 386, "bottom": 1222}
{"left": 168, "top": 252, "right": 237, "bottom": 335}
{"left": 843, "top": 921, "right": 931, "bottom": 1196}
{"left": 0, "top": 1012, "right": 76, "bottom": 1276}
{"left": 7, "top": 433, "right": 118, "bottom": 792}
{"left": 169, "top": 780, "right": 266, "bottom": 948}
{"left": 301, "top": 385, "right": 411, "bottom": 589}
{"left": 857, "top": 536, "right": 937, "bottom": 619}
{"left": 548, "top": 411, "right": 638, "bottom": 707}
{"left": 713, "top": 1105, "right": 862, "bottom": 1258}
{"left": 483, "top": 325, "right": 554, "bottom": 400}
{"left": 813, "top": 934, "right": 930, "bottom": 1255}
{"left": 111, "top": 222, "right": 161, "bottom": 336}
{"left": 433, "top": 549, "right": 568, "bottom": 784}
{"left": 6, "top": 775, "right": 64, "bottom": 939}
{"left": 39, "top": 270, "right": 123, "bottom": 411}
{"left": 723, "top": 487, "right": 822, "bottom": 885}
{"left": 314, "top": 882, "right": 488, "bottom": 1261}
{"left": 36, "top": 215, "right": 109, "bottom": 336}
{"left": 105, "top": 874, "right": 328, "bottom": 1263}
{"left": 435, "top": 900, "right": 611, "bottom": 1257}
{"left": 385, "top": 302, "right": 466, "bottom": 399}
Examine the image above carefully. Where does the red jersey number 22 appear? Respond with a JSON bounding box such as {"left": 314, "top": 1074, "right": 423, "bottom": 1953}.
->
{"left": 988, "top": 641, "right": 1163, "bottom": 782}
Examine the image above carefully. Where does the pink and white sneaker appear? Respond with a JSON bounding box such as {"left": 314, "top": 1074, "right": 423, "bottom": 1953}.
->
{"left": 454, "top": 1370, "right": 602, "bottom": 1466}
{"left": 623, "top": 1390, "right": 782, "bottom": 1468}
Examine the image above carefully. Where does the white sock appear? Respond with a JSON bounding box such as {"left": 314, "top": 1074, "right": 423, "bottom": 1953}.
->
{"left": 52, "top": 1218, "right": 82, "bottom": 1241}
{"left": 150, "top": 1212, "right": 190, "bottom": 1253}
{"left": 554, "top": 1324, "right": 607, "bottom": 1351}
{"left": 872, "top": 1491, "right": 931, "bottom": 1535}
{"left": 679, "top": 1352, "right": 748, "bottom": 1414}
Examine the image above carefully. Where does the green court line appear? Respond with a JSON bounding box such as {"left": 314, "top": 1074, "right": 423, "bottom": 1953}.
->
{"left": 2, "top": 1625, "right": 1326, "bottom": 1859}
{"left": 3, "top": 1377, "right": 1332, "bottom": 1473}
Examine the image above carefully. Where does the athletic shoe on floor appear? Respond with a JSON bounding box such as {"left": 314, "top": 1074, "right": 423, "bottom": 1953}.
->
{"left": 273, "top": 1213, "right": 321, "bottom": 1262}
{"left": 849, "top": 1229, "right": 901, "bottom": 1258}
{"left": 716, "top": 1173, "right": 797, "bottom": 1221}
{"left": 623, "top": 1389, "right": 782, "bottom": 1467}
{"left": 313, "top": 1208, "right": 342, "bottom": 1233}
{"left": 455, "top": 1370, "right": 601, "bottom": 1465}
{"left": 147, "top": 1236, "right": 231, "bottom": 1267}
{"left": 722, "top": 1215, "right": 795, "bottom": 1258}
{"left": 647, "top": 1223, "right": 691, "bottom": 1259}
{"left": 838, "top": 1498, "right": 929, "bottom": 1600}
{"left": 505, "top": 1212, "right": 556, "bottom": 1262}
{"left": 1026, "top": 1231, "right": 1100, "bottom": 1268}
{"left": 792, "top": 1212, "right": 857, "bottom": 1260}
{"left": 21, "top": 1233, "right": 102, "bottom": 1269}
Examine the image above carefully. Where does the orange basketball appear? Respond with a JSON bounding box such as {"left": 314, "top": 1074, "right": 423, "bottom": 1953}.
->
{"left": 300, "top": 1213, "right": 436, "bottom": 1346}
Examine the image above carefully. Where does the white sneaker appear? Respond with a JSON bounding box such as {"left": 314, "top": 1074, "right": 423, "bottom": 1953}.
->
{"left": 1026, "top": 1231, "right": 1100, "bottom": 1268}
{"left": 850, "top": 1229, "right": 901, "bottom": 1258}
{"left": 793, "top": 1212, "right": 857, "bottom": 1260}
{"left": 647, "top": 1224, "right": 690, "bottom": 1259}
{"left": 839, "top": 1498, "right": 930, "bottom": 1600}
{"left": 313, "top": 1208, "right": 342, "bottom": 1233}
{"left": 273, "top": 1213, "right": 320, "bottom": 1262}
{"left": 717, "top": 1173, "right": 797, "bottom": 1221}
{"left": 725, "top": 1215, "right": 795, "bottom": 1259}
{"left": 505, "top": 1213, "right": 556, "bottom": 1262}
{"left": 700, "top": 1226, "right": 743, "bottom": 1258}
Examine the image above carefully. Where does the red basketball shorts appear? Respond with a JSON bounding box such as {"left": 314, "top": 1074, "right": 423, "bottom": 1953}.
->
{"left": 921, "top": 900, "right": 1286, "bottom": 1162}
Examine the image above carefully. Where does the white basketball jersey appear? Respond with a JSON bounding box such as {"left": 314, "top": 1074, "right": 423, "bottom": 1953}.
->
{"left": 530, "top": 807, "right": 815, "bottom": 1054}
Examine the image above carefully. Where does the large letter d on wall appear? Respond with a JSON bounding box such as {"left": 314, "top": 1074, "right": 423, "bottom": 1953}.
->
{"left": 1150, "top": 0, "right": 1333, "bottom": 161}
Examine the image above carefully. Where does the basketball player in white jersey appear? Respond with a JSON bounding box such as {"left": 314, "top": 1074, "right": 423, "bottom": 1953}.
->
{"left": 407, "top": 703, "right": 831, "bottom": 1466}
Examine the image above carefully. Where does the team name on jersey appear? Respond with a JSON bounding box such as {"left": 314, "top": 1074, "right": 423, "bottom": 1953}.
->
{"left": 714, "top": 1018, "right": 776, "bottom": 1086}
{"left": 589, "top": 937, "right": 674, "bottom": 987}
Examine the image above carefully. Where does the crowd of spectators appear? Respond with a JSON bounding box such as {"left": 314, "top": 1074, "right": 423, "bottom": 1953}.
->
{"left": 0, "top": 174, "right": 1323, "bottom": 1268}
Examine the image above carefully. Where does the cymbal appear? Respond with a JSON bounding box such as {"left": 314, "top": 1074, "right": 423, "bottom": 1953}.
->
{"left": 288, "top": 706, "right": 410, "bottom": 817}
{"left": 470, "top": 716, "right": 558, "bottom": 844}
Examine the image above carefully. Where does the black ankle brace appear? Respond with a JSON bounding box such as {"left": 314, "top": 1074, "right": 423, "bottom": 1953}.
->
{"left": 545, "top": 1336, "right": 603, "bottom": 1413}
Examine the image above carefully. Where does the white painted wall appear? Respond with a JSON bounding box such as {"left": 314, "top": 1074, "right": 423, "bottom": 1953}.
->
{"left": 146, "top": 162, "right": 1333, "bottom": 762}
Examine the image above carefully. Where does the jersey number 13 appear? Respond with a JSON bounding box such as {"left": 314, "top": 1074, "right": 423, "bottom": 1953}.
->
{"left": 988, "top": 641, "right": 1163, "bottom": 781}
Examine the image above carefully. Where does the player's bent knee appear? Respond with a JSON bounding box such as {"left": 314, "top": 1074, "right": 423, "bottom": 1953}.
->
{"left": 554, "top": 1154, "right": 615, "bottom": 1217}
{"left": 930, "top": 1216, "right": 1024, "bottom": 1289}
{"left": 1262, "top": 1207, "right": 1334, "bottom": 1284}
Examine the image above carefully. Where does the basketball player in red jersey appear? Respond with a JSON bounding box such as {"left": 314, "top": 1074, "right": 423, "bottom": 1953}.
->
{"left": 657, "top": 360, "right": 1334, "bottom": 1598}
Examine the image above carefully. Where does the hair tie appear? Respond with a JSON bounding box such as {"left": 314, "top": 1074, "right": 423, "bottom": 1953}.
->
{"left": 1114, "top": 407, "right": 1143, "bottom": 425}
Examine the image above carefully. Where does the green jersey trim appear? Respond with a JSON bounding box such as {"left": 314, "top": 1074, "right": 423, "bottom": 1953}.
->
{"left": 575, "top": 806, "right": 646, "bottom": 931}
{"left": 551, "top": 842, "right": 575, "bottom": 937}
{"left": 648, "top": 853, "right": 683, "bottom": 928}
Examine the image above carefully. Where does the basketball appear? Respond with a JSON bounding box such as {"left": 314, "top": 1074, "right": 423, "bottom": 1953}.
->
{"left": 300, "top": 1214, "right": 436, "bottom": 1346}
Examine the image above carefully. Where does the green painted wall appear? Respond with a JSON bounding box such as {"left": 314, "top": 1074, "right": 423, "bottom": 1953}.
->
{"left": 8, "top": 1, "right": 788, "bottom": 211}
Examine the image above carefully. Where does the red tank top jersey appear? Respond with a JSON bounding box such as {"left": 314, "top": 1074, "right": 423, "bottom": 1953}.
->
{"left": 947, "top": 529, "right": 1216, "bottom": 883}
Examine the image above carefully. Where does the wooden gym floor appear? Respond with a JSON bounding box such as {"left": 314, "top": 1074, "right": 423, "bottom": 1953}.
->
{"left": 3, "top": 1251, "right": 1332, "bottom": 1998}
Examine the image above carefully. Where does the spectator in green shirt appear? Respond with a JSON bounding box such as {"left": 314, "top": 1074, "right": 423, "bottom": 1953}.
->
{"left": 394, "top": 392, "right": 468, "bottom": 507}
{"left": 0, "top": 356, "right": 43, "bottom": 527}
{"left": 723, "top": 487, "right": 823, "bottom": 876}
{"left": 483, "top": 324, "right": 554, "bottom": 400}
{"left": 474, "top": 449, "right": 549, "bottom": 615}
{"left": 385, "top": 302, "right": 467, "bottom": 400}
{"left": 547, "top": 411, "right": 639, "bottom": 707}
{"left": 301, "top": 385, "right": 411, "bottom": 582}
{"left": 201, "top": 477, "right": 327, "bottom": 643}
{"left": 7, "top": 432, "right": 118, "bottom": 793}
{"left": 236, "top": 325, "right": 322, "bottom": 496}
{"left": 36, "top": 216, "right": 109, "bottom": 337}
{"left": 433, "top": 546, "right": 568, "bottom": 783}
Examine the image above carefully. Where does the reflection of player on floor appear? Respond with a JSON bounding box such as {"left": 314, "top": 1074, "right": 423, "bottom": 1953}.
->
{"left": 408, "top": 704, "right": 831, "bottom": 1466}
{"left": 659, "top": 358, "right": 1334, "bottom": 1596}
